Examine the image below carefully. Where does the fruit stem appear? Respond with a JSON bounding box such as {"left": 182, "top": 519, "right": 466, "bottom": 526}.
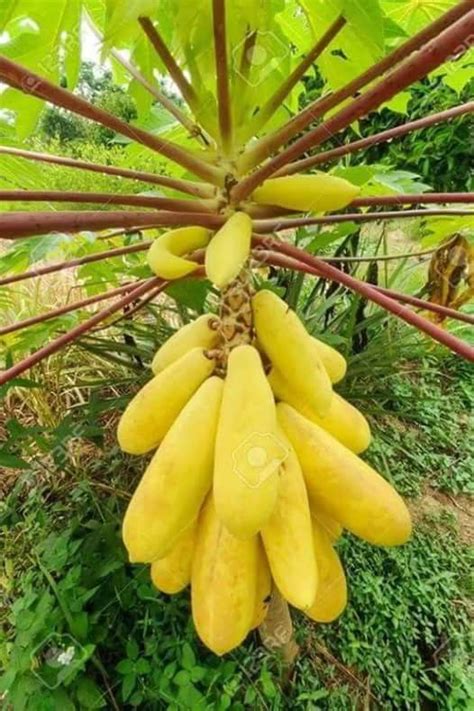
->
{"left": 215, "top": 269, "right": 255, "bottom": 372}
{"left": 258, "top": 589, "right": 299, "bottom": 666}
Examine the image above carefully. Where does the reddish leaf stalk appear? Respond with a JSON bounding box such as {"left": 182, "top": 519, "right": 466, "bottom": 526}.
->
{"left": 351, "top": 193, "right": 474, "bottom": 208}
{"left": 138, "top": 17, "right": 198, "bottom": 109}
{"left": 0, "top": 190, "right": 216, "bottom": 213}
{"left": 233, "top": 10, "right": 474, "bottom": 201}
{"left": 0, "top": 280, "right": 148, "bottom": 337}
{"left": 280, "top": 101, "right": 474, "bottom": 174}
{"left": 256, "top": 247, "right": 474, "bottom": 324}
{"left": 0, "top": 56, "right": 224, "bottom": 185}
{"left": 242, "top": 0, "right": 474, "bottom": 169}
{"left": 0, "top": 278, "right": 164, "bottom": 386}
{"left": 0, "top": 145, "right": 215, "bottom": 198}
{"left": 246, "top": 15, "right": 347, "bottom": 138}
{"left": 0, "top": 242, "right": 152, "bottom": 288}
{"left": 253, "top": 209, "right": 474, "bottom": 232}
{"left": 254, "top": 241, "right": 474, "bottom": 361}
{"left": 374, "top": 286, "right": 474, "bottom": 326}
{"left": 0, "top": 211, "right": 225, "bottom": 240}
{"left": 213, "top": 0, "right": 233, "bottom": 153}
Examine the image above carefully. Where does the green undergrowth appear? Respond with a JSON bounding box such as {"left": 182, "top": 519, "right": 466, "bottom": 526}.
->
{"left": 1, "top": 356, "right": 473, "bottom": 710}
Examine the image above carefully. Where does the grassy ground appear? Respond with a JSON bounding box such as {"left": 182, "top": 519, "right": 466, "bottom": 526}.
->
{"left": 1, "top": 348, "right": 472, "bottom": 710}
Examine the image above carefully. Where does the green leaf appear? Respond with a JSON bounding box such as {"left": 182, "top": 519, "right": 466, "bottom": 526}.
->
{"left": 76, "top": 677, "right": 107, "bottom": 709}
{"left": 166, "top": 279, "right": 212, "bottom": 313}
{"left": 121, "top": 673, "right": 136, "bottom": 701}
{"left": 126, "top": 639, "right": 139, "bottom": 660}
{"left": 0, "top": 451, "right": 29, "bottom": 469}
{"left": 342, "top": 0, "right": 385, "bottom": 56}
{"left": 0, "top": 0, "right": 18, "bottom": 31}
{"left": 383, "top": 90, "right": 411, "bottom": 115}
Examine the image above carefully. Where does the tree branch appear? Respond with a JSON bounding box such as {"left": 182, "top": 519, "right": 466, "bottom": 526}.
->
{"left": 0, "top": 190, "right": 216, "bottom": 213}
{"left": 279, "top": 101, "right": 474, "bottom": 174}
{"left": 0, "top": 242, "right": 152, "bottom": 288}
{"left": 232, "top": 10, "right": 474, "bottom": 201}
{"left": 0, "top": 56, "right": 224, "bottom": 185}
{"left": 138, "top": 17, "right": 198, "bottom": 110}
{"left": 245, "top": 15, "right": 347, "bottom": 139}
{"left": 0, "top": 210, "right": 225, "bottom": 240}
{"left": 213, "top": 0, "right": 233, "bottom": 153}
{"left": 253, "top": 209, "right": 474, "bottom": 232}
{"left": 0, "top": 278, "right": 164, "bottom": 386}
{"left": 253, "top": 241, "right": 474, "bottom": 361}
{"left": 241, "top": 0, "right": 474, "bottom": 170}
{"left": 0, "top": 145, "right": 215, "bottom": 198}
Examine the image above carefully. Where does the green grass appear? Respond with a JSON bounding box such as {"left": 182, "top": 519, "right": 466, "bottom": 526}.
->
{"left": 1, "top": 354, "right": 473, "bottom": 710}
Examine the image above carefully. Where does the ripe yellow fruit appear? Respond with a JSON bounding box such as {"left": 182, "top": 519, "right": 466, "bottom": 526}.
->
{"left": 252, "top": 173, "right": 360, "bottom": 213}
{"left": 191, "top": 497, "right": 258, "bottom": 656}
{"left": 311, "top": 508, "right": 343, "bottom": 543}
{"left": 117, "top": 347, "right": 214, "bottom": 455}
{"left": 261, "top": 430, "right": 317, "bottom": 610}
{"left": 306, "top": 518, "right": 347, "bottom": 623}
{"left": 122, "top": 377, "right": 223, "bottom": 563}
{"left": 251, "top": 542, "right": 272, "bottom": 629}
{"left": 253, "top": 290, "right": 332, "bottom": 416}
{"left": 151, "top": 314, "right": 220, "bottom": 374}
{"left": 311, "top": 337, "right": 347, "bottom": 383}
{"left": 277, "top": 404, "right": 412, "bottom": 546}
{"left": 150, "top": 521, "right": 196, "bottom": 594}
{"left": 205, "top": 212, "right": 252, "bottom": 288}
{"left": 147, "top": 226, "right": 211, "bottom": 279}
{"left": 269, "top": 369, "right": 371, "bottom": 454}
{"left": 214, "top": 345, "right": 283, "bottom": 539}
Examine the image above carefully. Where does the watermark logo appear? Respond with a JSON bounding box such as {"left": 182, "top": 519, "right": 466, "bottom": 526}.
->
{"left": 232, "top": 31, "right": 289, "bottom": 88}
{"left": 31, "top": 633, "right": 89, "bottom": 689}
{"left": 232, "top": 431, "right": 288, "bottom": 488}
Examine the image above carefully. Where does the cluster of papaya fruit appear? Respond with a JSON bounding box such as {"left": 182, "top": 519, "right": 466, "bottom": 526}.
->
{"left": 146, "top": 172, "right": 360, "bottom": 285}
{"left": 117, "top": 286, "right": 412, "bottom": 655}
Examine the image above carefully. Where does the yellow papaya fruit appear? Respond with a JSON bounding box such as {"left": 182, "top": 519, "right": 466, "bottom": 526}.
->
{"left": 277, "top": 404, "right": 412, "bottom": 546}
{"left": 122, "top": 377, "right": 223, "bottom": 562}
{"left": 261, "top": 430, "right": 317, "bottom": 610}
{"left": 311, "top": 337, "right": 347, "bottom": 383}
{"left": 311, "top": 508, "right": 343, "bottom": 543}
{"left": 251, "top": 541, "right": 272, "bottom": 629}
{"left": 151, "top": 314, "right": 220, "bottom": 374}
{"left": 150, "top": 521, "right": 196, "bottom": 594}
{"left": 117, "top": 347, "right": 214, "bottom": 455}
{"left": 205, "top": 212, "right": 252, "bottom": 288}
{"left": 305, "top": 518, "right": 347, "bottom": 623}
{"left": 252, "top": 173, "right": 360, "bottom": 213}
{"left": 269, "top": 369, "right": 371, "bottom": 454}
{"left": 191, "top": 497, "right": 258, "bottom": 655}
{"left": 147, "top": 226, "right": 211, "bottom": 279}
{"left": 213, "top": 345, "right": 284, "bottom": 539}
{"left": 253, "top": 290, "right": 332, "bottom": 416}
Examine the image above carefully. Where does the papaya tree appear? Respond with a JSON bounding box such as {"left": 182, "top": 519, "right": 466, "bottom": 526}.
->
{"left": 0, "top": 0, "right": 473, "bottom": 657}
